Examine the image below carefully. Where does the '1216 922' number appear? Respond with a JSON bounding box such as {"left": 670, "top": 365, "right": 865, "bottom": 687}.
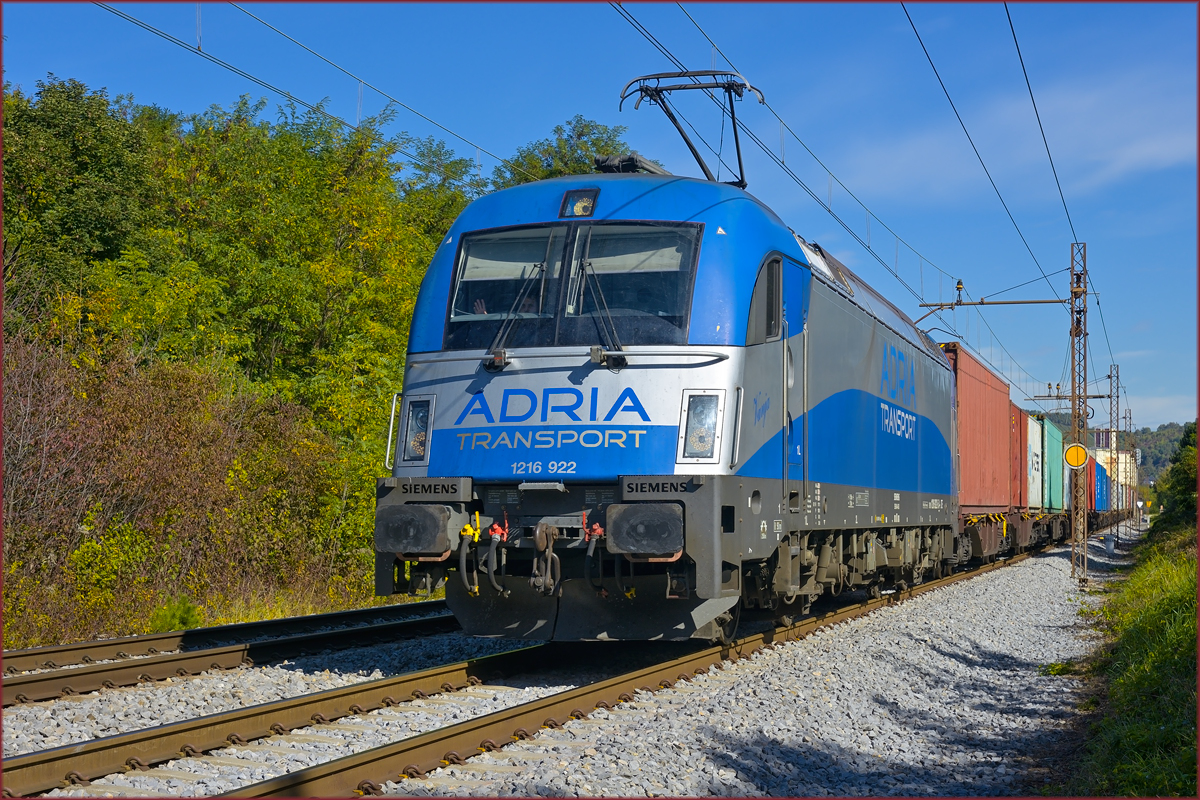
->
{"left": 511, "top": 461, "right": 577, "bottom": 475}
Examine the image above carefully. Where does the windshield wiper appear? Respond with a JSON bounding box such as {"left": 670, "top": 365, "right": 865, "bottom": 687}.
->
{"left": 484, "top": 234, "right": 557, "bottom": 370}
{"left": 577, "top": 229, "right": 626, "bottom": 368}
{"left": 483, "top": 263, "right": 543, "bottom": 370}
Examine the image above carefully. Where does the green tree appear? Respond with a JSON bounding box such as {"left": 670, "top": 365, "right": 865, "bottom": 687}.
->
{"left": 491, "top": 114, "right": 631, "bottom": 189}
{"left": 2, "top": 78, "right": 159, "bottom": 334}
{"left": 1153, "top": 421, "right": 1197, "bottom": 528}
{"left": 5, "top": 77, "right": 668, "bottom": 644}
{"left": 397, "top": 135, "right": 488, "bottom": 244}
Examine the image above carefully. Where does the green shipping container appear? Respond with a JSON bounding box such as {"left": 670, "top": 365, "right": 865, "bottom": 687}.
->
{"left": 1043, "top": 418, "right": 1065, "bottom": 512}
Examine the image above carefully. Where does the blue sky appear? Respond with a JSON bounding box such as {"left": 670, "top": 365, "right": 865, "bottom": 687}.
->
{"left": 4, "top": 2, "right": 1195, "bottom": 428}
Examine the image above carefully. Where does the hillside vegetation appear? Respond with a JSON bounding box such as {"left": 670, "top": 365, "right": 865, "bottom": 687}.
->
{"left": 2, "top": 77, "right": 631, "bottom": 646}
{"left": 1074, "top": 422, "right": 1197, "bottom": 796}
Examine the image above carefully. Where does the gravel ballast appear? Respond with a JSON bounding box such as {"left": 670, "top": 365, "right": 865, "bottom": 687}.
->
{"left": 44, "top": 680, "right": 587, "bottom": 798}
{"left": 391, "top": 542, "right": 1126, "bottom": 797}
{"left": 3, "top": 632, "right": 524, "bottom": 758}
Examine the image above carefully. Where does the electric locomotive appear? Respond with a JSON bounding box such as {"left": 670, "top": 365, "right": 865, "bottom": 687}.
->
{"left": 374, "top": 71, "right": 969, "bottom": 641}
{"left": 374, "top": 179, "right": 970, "bottom": 641}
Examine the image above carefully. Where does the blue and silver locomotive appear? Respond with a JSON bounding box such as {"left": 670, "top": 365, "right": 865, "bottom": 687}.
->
{"left": 375, "top": 73, "right": 964, "bottom": 641}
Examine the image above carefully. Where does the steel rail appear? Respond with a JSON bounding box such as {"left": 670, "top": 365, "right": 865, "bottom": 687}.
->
{"left": 1, "top": 551, "right": 1033, "bottom": 797}
{"left": 2, "top": 613, "right": 458, "bottom": 706}
{"left": 223, "top": 553, "right": 1033, "bottom": 797}
{"left": 2, "top": 600, "right": 447, "bottom": 674}
{"left": 0, "top": 642, "right": 564, "bottom": 798}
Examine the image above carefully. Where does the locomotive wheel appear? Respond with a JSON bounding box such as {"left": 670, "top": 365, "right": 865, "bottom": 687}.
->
{"left": 715, "top": 603, "right": 742, "bottom": 645}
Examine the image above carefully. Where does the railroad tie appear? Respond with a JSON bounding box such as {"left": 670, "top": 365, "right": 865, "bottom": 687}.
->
{"left": 69, "top": 785, "right": 172, "bottom": 798}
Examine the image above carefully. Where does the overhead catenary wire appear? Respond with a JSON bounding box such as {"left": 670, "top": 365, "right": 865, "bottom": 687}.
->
{"left": 1003, "top": 3, "right": 1076, "bottom": 243}
{"left": 901, "top": 3, "right": 1062, "bottom": 303}
{"left": 1092, "top": 294, "right": 1119, "bottom": 374}
{"left": 614, "top": 4, "right": 933, "bottom": 309}
{"left": 982, "top": 267, "right": 1070, "bottom": 300}
{"left": 1004, "top": 3, "right": 1119, "bottom": 377}
{"left": 627, "top": 5, "right": 949, "bottom": 329}
{"left": 227, "top": 2, "right": 539, "bottom": 184}
{"left": 94, "top": 2, "right": 479, "bottom": 192}
{"left": 675, "top": 1, "right": 962, "bottom": 293}
{"left": 663, "top": 3, "right": 1057, "bottom": 412}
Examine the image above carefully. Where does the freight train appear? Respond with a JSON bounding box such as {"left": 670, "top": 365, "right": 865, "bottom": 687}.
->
{"left": 373, "top": 163, "right": 1131, "bottom": 642}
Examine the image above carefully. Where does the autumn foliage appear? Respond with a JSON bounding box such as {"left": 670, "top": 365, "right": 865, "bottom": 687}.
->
{"left": 3, "top": 78, "right": 630, "bottom": 646}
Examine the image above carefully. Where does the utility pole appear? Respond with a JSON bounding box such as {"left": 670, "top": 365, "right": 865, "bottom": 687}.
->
{"left": 1125, "top": 407, "right": 1136, "bottom": 537}
{"left": 924, "top": 245, "right": 1093, "bottom": 582}
{"left": 1109, "top": 364, "right": 1119, "bottom": 543}
{"left": 1034, "top": 245, "right": 1093, "bottom": 581}
{"left": 1069, "top": 244, "right": 1089, "bottom": 583}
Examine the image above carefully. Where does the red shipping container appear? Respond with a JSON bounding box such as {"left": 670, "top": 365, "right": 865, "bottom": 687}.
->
{"left": 1009, "top": 402, "right": 1028, "bottom": 511}
{"left": 942, "top": 343, "right": 1010, "bottom": 513}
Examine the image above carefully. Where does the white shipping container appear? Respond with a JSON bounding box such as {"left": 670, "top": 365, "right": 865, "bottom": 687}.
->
{"left": 1027, "top": 416, "right": 1044, "bottom": 509}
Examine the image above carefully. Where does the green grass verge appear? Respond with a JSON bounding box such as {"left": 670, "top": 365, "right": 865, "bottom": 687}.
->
{"left": 1075, "top": 523, "right": 1197, "bottom": 796}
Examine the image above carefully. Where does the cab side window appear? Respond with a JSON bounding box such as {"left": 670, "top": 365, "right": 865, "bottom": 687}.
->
{"left": 746, "top": 257, "right": 781, "bottom": 345}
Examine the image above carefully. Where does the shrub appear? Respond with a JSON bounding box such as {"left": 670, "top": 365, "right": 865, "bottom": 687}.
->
{"left": 147, "top": 597, "right": 203, "bottom": 633}
{"left": 1, "top": 341, "right": 349, "bottom": 647}
{"left": 1075, "top": 523, "right": 1197, "bottom": 796}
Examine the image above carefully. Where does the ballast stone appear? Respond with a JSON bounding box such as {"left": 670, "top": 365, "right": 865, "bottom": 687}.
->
{"left": 391, "top": 544, "right": 1113, "bottom": 797}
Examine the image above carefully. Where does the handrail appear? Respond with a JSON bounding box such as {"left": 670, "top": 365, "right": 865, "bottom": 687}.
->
{"left": 729, "top": 386, "right": 743, "bottom": 469}
{"left": 595, "top": 349, "right": 729, "bottom": 363}
{"left": 383, "top": 392, "right": 401, "bottom": 470}
{"left": 781, "top": 319, "right": 789, "bottom": 512}
{"left": 406, "top": 349, "right": 731, "bottom": 367}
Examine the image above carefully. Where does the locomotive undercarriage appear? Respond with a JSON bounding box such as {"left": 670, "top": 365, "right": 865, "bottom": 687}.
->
{"left": 375, "top": 474, "right": 965, "bottom": 642}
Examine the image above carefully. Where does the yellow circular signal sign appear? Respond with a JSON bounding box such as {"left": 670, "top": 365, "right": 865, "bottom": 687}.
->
{"left": 1064, "top": 443, "right": 1089, "bottom": 470}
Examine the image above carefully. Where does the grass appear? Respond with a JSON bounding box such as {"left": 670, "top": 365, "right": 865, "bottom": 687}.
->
{"left": 1073, "top": 521, "right": 1197, "bottom": 796}
{"left": 3, "top": 575, "right": 441, "bottom": 648}
{"left": 1038, "top": 661, "right": 1077, "bottom": 677}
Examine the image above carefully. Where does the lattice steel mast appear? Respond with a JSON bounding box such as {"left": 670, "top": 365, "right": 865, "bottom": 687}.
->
{"left": 1069, "top": 243, "right": 1089, "bottom": 581}
{"left": 1109, "top": 364, "right": 1119, "bottom": 540}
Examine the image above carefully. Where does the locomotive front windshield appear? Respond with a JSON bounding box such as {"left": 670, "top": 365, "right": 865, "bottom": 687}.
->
{"left": 444, "top": 222, "right": 700, "bottom": 350}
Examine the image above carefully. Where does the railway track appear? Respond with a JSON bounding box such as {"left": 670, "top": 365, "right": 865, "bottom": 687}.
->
{"left": 2, "top": 601, "right": 454, "bottom": 706}
{"left": 3, "top": 553, "right": 1031, "bottom": 798}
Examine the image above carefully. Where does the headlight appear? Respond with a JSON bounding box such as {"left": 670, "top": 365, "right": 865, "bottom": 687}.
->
{"left": 402, "top": 400, "right": 430, "bottom": 462}
{"left": 683, "top": 394, "right": 719, "bottom": 459}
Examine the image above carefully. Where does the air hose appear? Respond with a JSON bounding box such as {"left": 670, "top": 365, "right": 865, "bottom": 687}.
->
{"left": 458, "top": 537, "right": 479, "bottom": 596}
{"left": 548, "top": 551, "right": 562, "bottom": 597}
{"left": 486, "top": 534, "right": 509, "bottom": 598}
{"left": 457, "top": 512, "right": 482, "bottom": 597}
{"left": 614, "top": 554, "right": 635, "bottom": 599}
{"left": 585, "top": 536, "right": 606, "bottom": 592}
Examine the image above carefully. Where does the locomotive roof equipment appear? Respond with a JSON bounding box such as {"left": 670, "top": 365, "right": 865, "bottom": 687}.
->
{"left": 619, "top": 70, "right": 764, "bottom": 189}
